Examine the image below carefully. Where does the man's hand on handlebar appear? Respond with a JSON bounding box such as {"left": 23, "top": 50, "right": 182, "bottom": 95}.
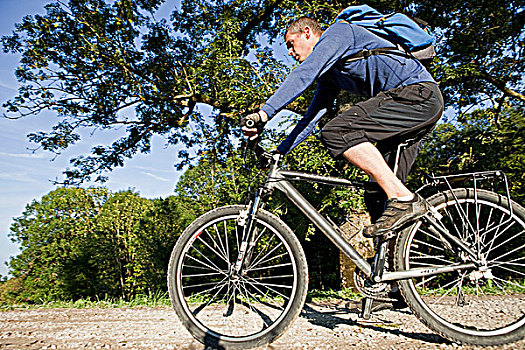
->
{"left": 241, "top": 110, "right": 268, "bottom": 140}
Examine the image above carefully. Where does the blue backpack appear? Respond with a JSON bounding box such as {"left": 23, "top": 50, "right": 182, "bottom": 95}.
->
{"left": 336, "top": 5, "right": 436, "bottom": 65}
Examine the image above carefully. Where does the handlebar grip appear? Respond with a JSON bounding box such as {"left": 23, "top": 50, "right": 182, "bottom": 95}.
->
{"left": 245, "top": 119, "right": 255, "bottom": 128}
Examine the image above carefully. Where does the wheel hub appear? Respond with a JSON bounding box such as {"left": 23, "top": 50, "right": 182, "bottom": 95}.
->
{"left": 468, "top": 268, "right": 494, "bottom": 282}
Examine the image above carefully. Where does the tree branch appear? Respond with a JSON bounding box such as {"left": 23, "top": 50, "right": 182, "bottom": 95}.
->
{"left": 235, "top": 0, "right": 286, "bottom": 45}
{"left": 479, "top": 71, "right": 525, "bottom": 103}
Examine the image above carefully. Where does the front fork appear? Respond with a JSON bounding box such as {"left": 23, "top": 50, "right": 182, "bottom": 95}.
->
{"left": 233, "top": 152, "right": 281, "bottom": 275}
{"left": 233, "top": 188, "right": 265, "bottom": 275}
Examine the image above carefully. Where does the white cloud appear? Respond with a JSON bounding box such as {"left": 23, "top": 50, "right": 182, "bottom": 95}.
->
{"left": 0, "top": 151, "right": 47, "bottom": 159}
{"left": 0, "top": 81, "right": 17, "bottom": 91}
{"left": 0, "top": 171, "right": 39, "bottom": 182}
{"left": 141, "top": 172, "right": 171, "bottom": 182}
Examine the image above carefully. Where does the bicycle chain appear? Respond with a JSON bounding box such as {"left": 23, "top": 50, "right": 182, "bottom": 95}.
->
{"left": 353, "top": 269, "right": 397, "bottom": 302}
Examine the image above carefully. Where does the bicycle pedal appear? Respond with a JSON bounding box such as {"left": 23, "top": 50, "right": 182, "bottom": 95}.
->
{"left": 379, "top": 230, "right": 399, "bottom": 241}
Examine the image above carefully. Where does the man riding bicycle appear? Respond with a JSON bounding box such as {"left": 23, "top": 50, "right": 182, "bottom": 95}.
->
{"left": 241, "top": 16, "right": 444, "bottom": 238}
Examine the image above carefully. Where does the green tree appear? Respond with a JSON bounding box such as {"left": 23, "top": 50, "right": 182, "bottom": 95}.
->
{"left": 8, "top": 187, "right": 109, "bottom": 302}
{"left": 136, "top": 195, "right": 194, "bottom": 292}
{"left": 410, "top": 0, "right": 524, "bottom": 110}
{"left": 174, "top": 149, "right": 256, "bottom": 216}
{"left": 5, "top": 187, "right": 188, "bottom": 302}
{"left": 1, "top": 0, "right": 288, "bottom": 184}
{"left": 410, "top": 105, "right": 525, "bottom": 203}
{"left": 95, "top": 190, "right": 154, "bottom": 298}
{"left": 3, "top": 0, "right": 523, "bottom": 184}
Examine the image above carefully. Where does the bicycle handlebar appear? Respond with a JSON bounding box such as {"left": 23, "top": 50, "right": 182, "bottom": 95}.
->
{"left": 243, "top": 138, "right": 280, "bottom": 169}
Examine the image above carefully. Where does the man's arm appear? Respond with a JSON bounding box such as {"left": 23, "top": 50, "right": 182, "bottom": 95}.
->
{"left": 262, "top": 23, "right": 353, "bottom": 118}
{"left": 277, "top": 81, "right": 339, "bottom": 154}
{"left": 242, "top": 23, "right": 352, "bottom": 143}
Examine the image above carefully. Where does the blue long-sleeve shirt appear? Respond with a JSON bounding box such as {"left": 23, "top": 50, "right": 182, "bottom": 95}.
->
{"left": 261, "top": 22, "right": 435, "bottom": 155}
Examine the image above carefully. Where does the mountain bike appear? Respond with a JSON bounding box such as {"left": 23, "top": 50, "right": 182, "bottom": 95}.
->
{"left": 167, "top": 141, "right": 525, "bottom": 349}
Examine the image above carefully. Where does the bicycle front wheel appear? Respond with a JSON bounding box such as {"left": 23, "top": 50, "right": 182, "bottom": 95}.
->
{"left": 395, "top": 188, "right": 525, "bottom": 346}
{"left": 167, "top": 205, "right": 308, "bottom": 349}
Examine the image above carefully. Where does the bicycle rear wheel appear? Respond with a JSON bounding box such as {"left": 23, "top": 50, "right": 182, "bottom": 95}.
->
{"left": 395, "top": 188, "right": 525, "bottom": 346}
{"left": 167, "top": 205, "right": 308, "bottom": 349}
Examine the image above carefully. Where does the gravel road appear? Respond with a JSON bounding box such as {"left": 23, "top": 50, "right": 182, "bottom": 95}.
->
{"left": 1, "top": 301, "right": 524, "bottom": 350}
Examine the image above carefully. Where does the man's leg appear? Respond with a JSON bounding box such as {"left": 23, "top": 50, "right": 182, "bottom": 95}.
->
{"left": 342, "top": 142, "right": 412, "bottom": 199}
{"left": 361, "top": 140, "right": 421, "bottom": 309}
{"left": 364, "top": 138, "right": 422, "bottom": 222}
{"left": 342, "top": 141, "right": 427, "bottom": 237}
{"left": 320, "top": 83, "right": 443, "bottom": 236}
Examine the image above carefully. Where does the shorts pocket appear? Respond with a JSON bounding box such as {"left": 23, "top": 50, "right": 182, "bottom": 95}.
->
{"left": 390, "top": 84, "right": 433, "bottom": 105}
{"left": 342, "top": 129, "right": 366, "bottom": 146}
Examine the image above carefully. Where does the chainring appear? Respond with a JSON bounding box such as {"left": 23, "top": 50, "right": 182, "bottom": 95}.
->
{"left": 353, "top": 269, "right": 394, "bottom": 302}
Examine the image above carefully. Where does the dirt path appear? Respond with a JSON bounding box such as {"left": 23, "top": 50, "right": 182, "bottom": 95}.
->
{"left": 1, "top": 302, "right": 524, "bottom": 350}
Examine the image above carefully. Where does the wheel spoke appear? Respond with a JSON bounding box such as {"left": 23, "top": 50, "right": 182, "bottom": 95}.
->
{"left": 400, "top": 189, "right": 525, "bottom": 343}
{"left": 413, "top": 238, "right": 447, "bottom": 252}
{"left": 491, "top": 276, "right": 525, "bottom": 291}
{"left": 248, "top": 262, "right": 293, "bottom": 272}
{"left": 484, "top": 226, "right": 524, "bottom": 258}
{"left": 183, "top": 276, "right": 229, "bottom": 291}
{"left": 409, "top": 251, "right": 453, "bottom": 265}
{"left": 492, "top": 264, "right": 525, "bottom": 278}
{"left": 169, "top": 207, "right": 305, "bottom": 343}
{"left": 186, "top": 251, "right": 226, "bottom": 276}
{"left": 197, "top": 233, "right": 229, "bottom": 265}
{"left": 488, "top": 241, "right": 525, "bottom": 265}
{"left": 247, "top": 242, "right": 285, "bottom": 271}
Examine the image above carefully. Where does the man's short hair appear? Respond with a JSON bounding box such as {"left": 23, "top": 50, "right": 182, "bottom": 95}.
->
{"left": 286, "top": 17, "right": 323, "bottom": 37}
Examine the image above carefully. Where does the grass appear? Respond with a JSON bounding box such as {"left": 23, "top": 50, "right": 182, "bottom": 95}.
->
{"left": 1, "top": 288, "right": 363, "bottom": 310}
{"left": 0, "top": 290, "right": 172, "bottom": 311}
{"left": 417, "top": 278, "right": 525, "bottom": 297}
{"left": 307, "top": 288, "right": 362, "bottom": 303}
{"left": 6, "top": 279, "right": 524, "bottom": 310}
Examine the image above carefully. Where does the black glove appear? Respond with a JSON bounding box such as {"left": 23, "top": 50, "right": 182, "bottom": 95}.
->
{"left": 240, "top": 112, "right": 267, "bottom": 133}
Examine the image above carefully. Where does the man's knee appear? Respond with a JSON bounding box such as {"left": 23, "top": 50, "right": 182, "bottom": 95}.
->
{"left": 322, "top": 124, "right": 367, "bottom": 157}
{"left": 320, "top": 119, "right": 337, "bottom": 145}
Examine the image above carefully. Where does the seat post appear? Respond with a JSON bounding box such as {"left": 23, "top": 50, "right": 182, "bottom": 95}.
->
{"left": 393, "top": 141, "right": 409, "bottom": 177}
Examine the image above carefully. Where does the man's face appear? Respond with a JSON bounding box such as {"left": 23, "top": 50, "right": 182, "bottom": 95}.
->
{"left": 285, "top": 29, "right": 314, "bottom": 62}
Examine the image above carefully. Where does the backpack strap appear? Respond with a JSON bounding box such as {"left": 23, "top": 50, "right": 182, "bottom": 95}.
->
{"left": 338, "top": 19, "right": 414, "bottom": 63}
{"left": 345, "top": 47, "right": 412, "bottom": 63}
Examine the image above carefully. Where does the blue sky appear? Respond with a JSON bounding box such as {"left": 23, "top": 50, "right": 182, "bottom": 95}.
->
{"left": 0, "top": 0, "right": 188, "bottom": 277}
{"left": 0, "top": 0, "right": 290, "bottom": 278}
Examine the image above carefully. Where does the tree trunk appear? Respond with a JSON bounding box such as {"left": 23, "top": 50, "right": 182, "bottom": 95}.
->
{"left": 338, "top": 211, "right": 374, "bottom": 290}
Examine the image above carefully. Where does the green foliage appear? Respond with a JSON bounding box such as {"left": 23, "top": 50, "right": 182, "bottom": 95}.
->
{"left": 137, "top": 196, "right": 194, "bottom": 294}
{"left": 0, "top": 277, "right": 24, "bottom": 306}
{"left": 307, "top": 287, "right": 362, "bottom": 303}
{"left": 1, "top": 0, "right": 290, "bottom": 183}
{"left": 174, "top": 149, "right": 257, "bottom": 215}
{"left": 3, "top": 0, "right": 523, "bottom": 184}
{"left": 0, "top": 290, "right": 171, "bottom": 310}
{"left": 409, "top": 0, "right": 525, "bottom": 110}
{"left": 8, "top": 187, "right": 108, "bottom": 302}
{"left": 2, "top": 0, "right": 524, "bottom": 299}
{"left": 410, "top": 105, "right": 525, "bottom": 203}
{"left": 95, "top": 191, "right": 155, "bottom": 298}
{"left": 4, "top": 187, "right": 186, "bottom": 304}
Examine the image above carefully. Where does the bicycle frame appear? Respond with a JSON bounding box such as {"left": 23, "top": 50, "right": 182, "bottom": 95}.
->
{"left": 245, "top": 152, "right": 483, "bottom": 284}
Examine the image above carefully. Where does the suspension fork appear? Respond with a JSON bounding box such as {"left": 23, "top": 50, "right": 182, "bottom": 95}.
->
{"left": 233, "top": 187, "right": 265, "bottom": 275}
{"left": 233, "top": 153, "right": 281, "bottom": 275}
